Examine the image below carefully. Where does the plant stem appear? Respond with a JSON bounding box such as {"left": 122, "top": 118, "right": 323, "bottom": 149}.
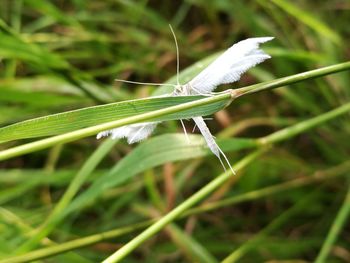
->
{"left": 0, "top": 93, "right": 231, "bottom": 161}
{"left": 222, "top": 190, "right": 320, "bottom": 263}
{"left": 233, "top": 61, "right": 350, "bottom": 96}
{"left": 185, "top": 160, "right": 350, "bottom": 216}
{"left": 315, "top": 184, "right": 350, "bottom": 263}
{"left": 0, "top": 221, "right": 151, "bottom": 263}
{"left": 257, "top": 101, "right": 350, "bottom": 145}
{"left": 2, "top": 161, "right": 349, "bottom": 263}
{"left": 102, "top": 150, "right": 264, "bottom": 263}
{"left": 14, "top": 139, "right": 117, "bottom": 254}
{"left": 1, "top": 61, "right": 349, "bottom": 161}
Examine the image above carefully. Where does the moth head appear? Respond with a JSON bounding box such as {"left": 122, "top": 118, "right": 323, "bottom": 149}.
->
{"left": 173, "top": 84, "right": 184, "bottom": 95}
{"left": 173, "top": 84, "right": 191, "bottom": 96}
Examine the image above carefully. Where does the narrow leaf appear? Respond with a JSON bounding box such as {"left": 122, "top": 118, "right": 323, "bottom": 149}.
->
{"left": 0, "top": 95, "right": 230, "bottom": 143}
{"left": 64, "top": 135, "right": 256, "bottom": 215}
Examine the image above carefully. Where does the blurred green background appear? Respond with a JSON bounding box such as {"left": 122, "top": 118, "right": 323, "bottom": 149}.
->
{"left": 0, "top": 0, "right": 349, "bottom": 262}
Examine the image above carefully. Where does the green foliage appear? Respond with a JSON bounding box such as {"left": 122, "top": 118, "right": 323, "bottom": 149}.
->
{"left": 0, "top": 1, "right": 349, "bottom": 263}
{"left": 0, "top": 95, "right": 229, "bottom": 142}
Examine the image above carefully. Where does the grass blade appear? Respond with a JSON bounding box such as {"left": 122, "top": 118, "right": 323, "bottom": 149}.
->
{"left": 0, "top": 95, "right": 228, "bottom": 143}
{"left": 315, "top": 184, "right": 350, "bottom": 263}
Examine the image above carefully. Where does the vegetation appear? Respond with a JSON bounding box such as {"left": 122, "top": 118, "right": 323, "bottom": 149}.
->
{"left": 0, "top": 1, "right": 349, "bottom": 262}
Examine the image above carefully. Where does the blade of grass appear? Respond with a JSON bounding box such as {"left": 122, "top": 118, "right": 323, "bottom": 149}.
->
{"left": 60, "top": 95, "right": 350, "bottom": 217}
{"left": 1, "top": 61, "right": 349, "bottom": 161}
{"left": 0, "top": 18, "right": 112, "bottom": 103}
{"left": 0, "top": 93, "right": 232, "bottom": 161}
{"left": 257, "top": 101, "right": 350, "bottom": 145}
{"left": 0, "top": 95, "right": 226, "bottom": 142}
{"left": 185, "top": 160, "right": 350, "bottom": 216}
{"left": 221, "top": 190, "right": 321, "bottom": 263}
{"left": 0, "top": 208, "right": 91, "bottom": 263}
{"left": 166, "top": 224, "right": 218, "bottom": 263}
{"left": 13, "top": 138, "right": 117, "bottom": 253}
{"left": 24, "top": 0, "right": 81, "bottom": 27}
{"left": 234, "top": 61, "right": 350, "bottom": 96}
{"left": 315, "top": 183, "right": 350, "bottom": 263}
{"left": 269, "top": 0, "right": 341, "bottom": 44}
{"left": 101, "top": 150, "right": 265, "bottom": 263}
{"left": 2, "top": 160, "right": 348, "bottom": 263}
{"left": 4, "top": 0, "right": 22, "bottom": 78}
{"left": 58, "top": 136, "right": 256, "bottom": 229}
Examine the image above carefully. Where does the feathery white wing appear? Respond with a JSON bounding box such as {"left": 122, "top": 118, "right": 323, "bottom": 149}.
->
{"left": 97, "top": 122, "right": 158, "bottom": 144}
{"left": 192, "top": 117, "right": 235, "bottom": 174}
{"left": 96, "top": 93, "right": 172, "bottom": 143}
{"left": 188, "top": 37, "right": 273, "bottom": 94}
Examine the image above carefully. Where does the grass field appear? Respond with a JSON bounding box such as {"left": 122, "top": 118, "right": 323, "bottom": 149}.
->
{"left": 0, "top": 1, "right": 349, "bottom": 262}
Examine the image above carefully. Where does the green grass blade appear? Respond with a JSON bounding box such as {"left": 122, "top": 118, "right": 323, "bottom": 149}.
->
{"left": 24, "top": 0, "right": 80, "bottom": 26}
{"left": 0, "top": 93, "right": 231, "bottom": 161}
{"left": 0, "top": 95, "right": 228, "bottom": 143}
{"left": 102, "top": 150, "right": 265, "bottom": 263}
{"left": 63, "top": 135, "right": 256, "bottom": 216}
{"left": 270, "top": 0, "right": 341, "bottom": 44}
{"left": 1, "top": 61, "right": 349, "bottom": 161}
{"left": 167, "top": 224, "right": 218, "bottom": 263}
{"left": 315, "top": 184, "right": 350, "bottom": 263}
{"left": 2, "top": 161, "right": 349, "bottom": 263}
{"left": 0, "top": 27, "right": 69, "bottom": 70}
{"left": 235, "top": 61, "right": 350, "bottom": 96}
{"left": 13, "top": 139, "right": 117, "bottom": 254}
{"left": 222, "top": 190, "right": 320, "bottom": 263}
{"left": 258, "top": 101, "right": 350, "bottom": 145}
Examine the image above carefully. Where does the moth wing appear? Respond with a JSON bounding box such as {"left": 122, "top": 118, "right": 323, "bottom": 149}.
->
{"left": 96, "top": 122, "right": 158, "bottom": 144}
{"left": 192, "top": 116, "right": 220, "bottom": 158}
{"left": 192, "top": 116, "right": 235, "bottom": 173}
{"left": 96, "top": 94, "right": 172, "bottom": 143}
{"left": 188, "top": 37, "right": 273, "bottom": 94}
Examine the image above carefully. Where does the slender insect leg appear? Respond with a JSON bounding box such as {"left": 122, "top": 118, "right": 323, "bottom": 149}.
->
{"left": 218, "top": 146, "right": 236, "bottom": 175}
{"left": 180, "top": 119, "right": 190, "bottom": 143}
{"left": 191, "top": 86, "right": 214, "bottom": 97}
{"left": 209, "top": 89, "right": 233, "bottom": 95}
{"left": 216, "top": 154, "right": 227, "bottom": 172}
{"left": 192, "top": 123, "right": 197, "bottom": 133}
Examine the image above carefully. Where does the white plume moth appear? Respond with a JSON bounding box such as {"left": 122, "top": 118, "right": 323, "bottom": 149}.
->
{"left": 97, "top": 26, "right": 273, "bottom": 174}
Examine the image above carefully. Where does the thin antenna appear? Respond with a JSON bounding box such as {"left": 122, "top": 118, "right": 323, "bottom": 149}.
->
{"left": 169, "top": 24, "right": 191, "bottom": 145}
{"left": 168, "top": 24, "right": 180, "bottom": 85}
{"left": 115, "top": 78, "right": 176, "bottom": 88}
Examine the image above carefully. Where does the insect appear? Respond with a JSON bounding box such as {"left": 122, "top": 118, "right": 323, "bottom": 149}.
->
{"left": 97, "top": 27, "right": 273, "bottom": 173}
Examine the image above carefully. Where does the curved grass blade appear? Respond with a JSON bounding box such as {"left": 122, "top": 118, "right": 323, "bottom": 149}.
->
{"left": 269, "top": 0, "right": 341, "bottom": 45}
{"left": 102, "top": 150, "right": 264, "bottom": 263}
{"left": 13, "top": 138, "right": 118, "bottom": 254}
{"left": 315, "top": 185, "right": 350, "bottom": 263}
{"left": 0, "top": 95, "right": 230, "bottom": 143}
{"left": 63, "top": 134, "right": 256, "bottom": 215}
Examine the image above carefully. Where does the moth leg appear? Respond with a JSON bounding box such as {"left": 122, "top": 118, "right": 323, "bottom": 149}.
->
{"left": 217, "top": 154, "right": 227, "bottom": 173}
{"left": 192, "top": 123, "right": 197, "bottom": 132}
{"left": 180, "top": 119, "right": 190, "bottom": 143}
{"left": 209, "top": 89, "right": 233, "bottom": 96}
{"left": 218, "top": 146, "right": 235, "bottom": 175}
{"left": 191, "top": 87, "right": 215, "bottom": 97}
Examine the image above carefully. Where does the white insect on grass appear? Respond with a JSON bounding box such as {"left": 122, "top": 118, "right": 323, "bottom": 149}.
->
{"left": 97, "top": 26, "right": 273, "bottom": 174}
